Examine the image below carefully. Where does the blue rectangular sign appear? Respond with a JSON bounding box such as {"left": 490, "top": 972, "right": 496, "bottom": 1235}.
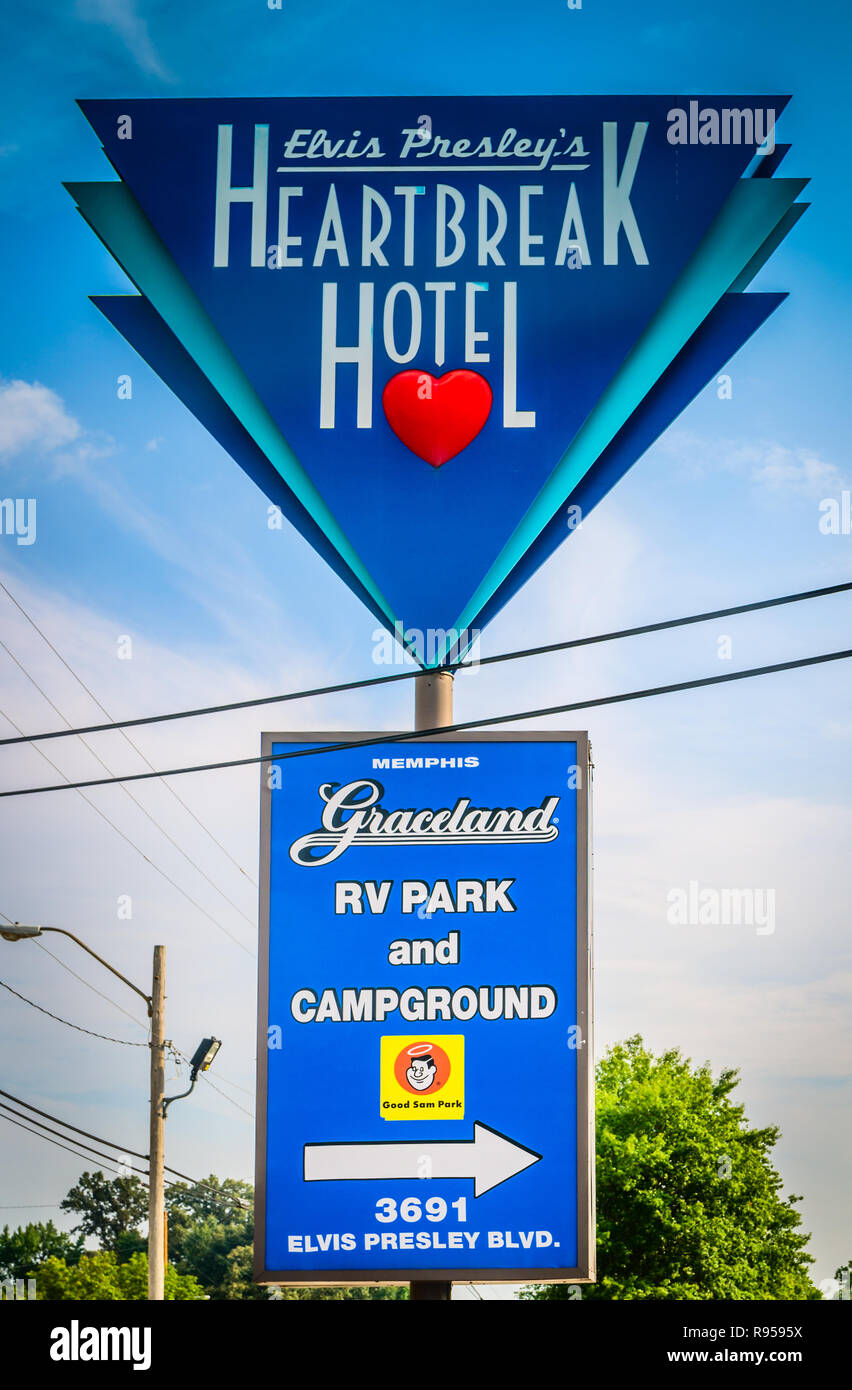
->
{"left": 255, "top": 731, "right": 593, "bottom": 1283}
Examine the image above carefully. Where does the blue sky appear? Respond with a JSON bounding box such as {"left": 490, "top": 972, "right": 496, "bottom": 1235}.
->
{"left": 0, "top": 0, "right": 850, "bottom": 1294}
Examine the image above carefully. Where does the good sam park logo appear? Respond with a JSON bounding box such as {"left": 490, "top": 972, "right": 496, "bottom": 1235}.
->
{"left": 380, "top": 1036, "right": 465, "bottom": 1119}
{"left": 69, "top": 96, "right": 806, "bottom": 659}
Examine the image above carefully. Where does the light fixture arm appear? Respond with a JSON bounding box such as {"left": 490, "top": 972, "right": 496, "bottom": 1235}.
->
{"left": 161, "top": 1036, "right": 221, "bottom": 1117}
{"left": 162, "top": 1072, "right": 198, "bottom": 1118}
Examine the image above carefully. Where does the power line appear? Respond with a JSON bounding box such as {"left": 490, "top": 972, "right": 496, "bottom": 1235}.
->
{"left": 0, "top": 634, "right": 256, "bottom": 930}
{"left": 468, "top": 579, "right": 852, "bottom": 670}
{"left": 0, "top": 578, "right": 849, "bottom": 749}
{"left": 198, "top": 1070, "right": 254, "bottom": 1100}
{"left": 2, "top": 644, "right": 850, "bottom": 799}
{"left": 0, "top": 578, "right": 256, "bottom": 884}
{"left": 34, "top": 940, "right": 150, "bottom": 1033}
{"left": 0, "top": 1104, "right": 237, "bottom": 1207}
{"left": 0, "top": 1085, "right": 148, "bottom": 1162}
{"left": 0, "top": 905, "right": 151, "bottom": 1034}
{"left": 0, "top": 1083, "right": 249, "bottom": 1205}
{"left": 198, "top": 1072, "right": 253, "bottom": 1120}
{"left": 0, "top": 978, "right": 149, "bottom": 1047}
{"left": 0, "top": 1109, "right": 132, "bottom": 1178}
{"left": 153, "top": 1168, "right": 251, "bottom": 1210}
{"left": 0, "top": 1109, "right": 247, "bottom": 1209}
{"left": 0, "top": 1100, "right": 151, "bottom": 1178}
{"left": 197, "top": 1073, "right": 250, "bottom": 1117}
{"left": 0, "top": 706, "right": 254, "bottom": 955}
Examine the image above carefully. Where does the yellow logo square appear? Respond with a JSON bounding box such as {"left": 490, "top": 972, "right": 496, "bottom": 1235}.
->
{"left": 380, "top": 1035, "right": 465, "bottom": 1121}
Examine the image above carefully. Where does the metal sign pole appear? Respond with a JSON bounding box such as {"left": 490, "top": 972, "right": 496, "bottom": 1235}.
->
{"left": 414, "top": 669, "right": 454, "bottom": 732}
{"left": 410, "top": 667, "right": 454, "bottom": 1304}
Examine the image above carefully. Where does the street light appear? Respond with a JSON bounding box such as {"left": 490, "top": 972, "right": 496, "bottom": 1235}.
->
{"left": 191, "top": 1037, "right": 222, "bottom": 1074}
{"left": 1, "top": 923, "right": 41, "bottom": 940}
{"left": 163, "top": 1037, "right": 222, "bottom": 1116}
{"left": 1, "top": 923, "right": 165, "bottom": 1299}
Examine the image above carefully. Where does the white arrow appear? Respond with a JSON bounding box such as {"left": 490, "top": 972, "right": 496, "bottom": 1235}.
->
{"left": 303, "top": 1122, "right": 541, "bottom": 1197}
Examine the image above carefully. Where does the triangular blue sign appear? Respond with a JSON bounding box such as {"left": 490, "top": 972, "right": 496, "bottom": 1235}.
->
{"left": 72, "top": 96, "right": 804, "bottom": 651}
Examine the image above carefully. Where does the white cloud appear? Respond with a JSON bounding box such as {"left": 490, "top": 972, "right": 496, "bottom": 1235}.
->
{"left": 751, "top": 446, "right": 844, "bottom": 495}
{"left": 51, "top": 432, "right": 120, "bottom": 483}
{"left": 75, "top": 0, "right": 173, "bottom": 81}
{"left": 656, "top": 428, "right": 847, "bottom": 497}
{"left": 0, "top": 380, "right": 81, "bottom": 460}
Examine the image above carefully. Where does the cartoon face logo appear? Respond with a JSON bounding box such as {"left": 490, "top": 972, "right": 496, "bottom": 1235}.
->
{"left": 405, "top": 1045, "right": 438, "bottom": 1092}
{"left": 392, "top": 1039, "right": 452, "bottom": 1097}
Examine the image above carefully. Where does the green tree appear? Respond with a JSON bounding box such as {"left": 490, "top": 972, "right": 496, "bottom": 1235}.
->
{"left": 41, "top": 1170, "right": 405, "bottom": 1299}
{"left": 274, "top": 1282, "right": 408, "bottom": 1300}
{"left": 218, "top": 1243, "right": 262, "bottom": 1300}
{"left": 165, "top": 1176, "right": 259, "bottom": 1299}
{"left": 165, "top": 1177, "right": 406, "bottom": 1299}
{"left": 32, "top": 1250, "right": 204, "bottom": 1300}
{"left": 0, "top": 1221, "right": 84, "bottom": 1281}
{"left": 525, "top": 1037, "right": 819, "bottom": 1300}
{"left": 60, "top": 1171, "right": 148, "bottom": 1251}
{"left": 114, "top": 1229, "right": 147, "bottom": 1264}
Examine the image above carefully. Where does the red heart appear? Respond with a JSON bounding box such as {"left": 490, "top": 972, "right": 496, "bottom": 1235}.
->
{"left": 382, "top": 369, "right": 492, "bottom": 468}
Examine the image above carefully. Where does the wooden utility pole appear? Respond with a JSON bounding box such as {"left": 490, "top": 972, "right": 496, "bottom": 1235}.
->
{"left": 148, "top": 945, "right": 166, "bottom": 1301}
{"left": 410, "top": 669, "right": 454, "bottom": 1304}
